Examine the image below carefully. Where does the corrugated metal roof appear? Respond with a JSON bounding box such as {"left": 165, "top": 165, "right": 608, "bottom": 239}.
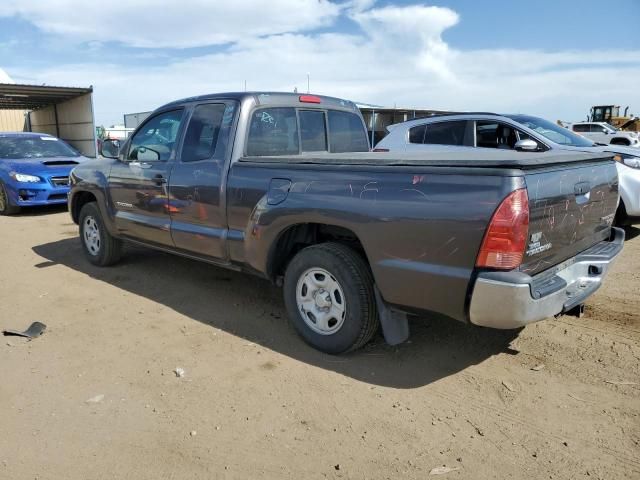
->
{"left": 0, "top": 83, "right": 93, "bottom": 110}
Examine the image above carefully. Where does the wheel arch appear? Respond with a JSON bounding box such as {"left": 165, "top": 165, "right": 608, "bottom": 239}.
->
{"left": 70, "top": 190, "right": 97, "bottom": 224}
{"left": 266, "top": 222, "right": 370, "bottom": 281}
{"left": 611, "top": 137, "right": 631, "bottom": 146}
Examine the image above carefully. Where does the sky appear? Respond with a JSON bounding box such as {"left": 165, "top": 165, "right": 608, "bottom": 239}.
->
{"left": 1, "top": 0, "right": 639, "bottom": 126}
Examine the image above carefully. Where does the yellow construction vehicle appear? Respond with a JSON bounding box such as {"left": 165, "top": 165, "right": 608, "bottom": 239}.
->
{"left": 589, "top": 105, "right": 640, "bottom": 131}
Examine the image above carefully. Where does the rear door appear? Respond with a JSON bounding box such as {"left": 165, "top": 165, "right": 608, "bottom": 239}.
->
{"left": 520, "top": 157, "right": 618, "bottom": 275}
{"left": 108, "top": 108, "right": 184, "bottom": 246}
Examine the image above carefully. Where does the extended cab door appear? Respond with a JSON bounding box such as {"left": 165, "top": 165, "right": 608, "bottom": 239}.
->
{"left": 168, "top": 101, "right": 237, "bottom": 259}
{"left": 108, "top": 108, "right": 184, "bottom": 246}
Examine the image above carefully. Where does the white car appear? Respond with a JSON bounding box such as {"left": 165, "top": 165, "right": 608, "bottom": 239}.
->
{"left": 571, "top": 122, "right": 639, "bottom": 147}
{"left": 374, "top": 113, "right": 640, "bottom": 226}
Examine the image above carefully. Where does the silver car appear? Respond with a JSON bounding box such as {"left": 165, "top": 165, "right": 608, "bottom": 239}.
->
{"left": 374, "top": 113, "right": 640, "bottom": 225}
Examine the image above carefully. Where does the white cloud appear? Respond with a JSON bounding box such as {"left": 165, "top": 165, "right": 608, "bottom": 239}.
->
{"left": 3, "top": 2, "right": 640, "bottom": 125}
{"left": 0, "top": 67, "right": 14, "bottom": 83}
{"left": 0, "top": 0, "right": 342, "bottom": 48}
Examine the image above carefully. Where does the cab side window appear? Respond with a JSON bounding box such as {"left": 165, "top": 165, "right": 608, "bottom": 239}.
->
{"left": 128, "top": 109, "right": 183, "bottom": 162}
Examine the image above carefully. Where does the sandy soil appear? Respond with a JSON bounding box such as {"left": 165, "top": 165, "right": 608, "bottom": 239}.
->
{"left": 1, "top": 206, "right": 639, "bottom": 480}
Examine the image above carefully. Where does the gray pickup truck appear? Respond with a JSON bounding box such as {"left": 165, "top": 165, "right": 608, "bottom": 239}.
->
{"left": 69, "top": 92, "right": 624, "bottom": 353}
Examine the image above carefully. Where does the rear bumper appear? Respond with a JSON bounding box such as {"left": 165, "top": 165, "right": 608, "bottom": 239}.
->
{"left": 469, "top": 227, "right": 625, "bottom": 329}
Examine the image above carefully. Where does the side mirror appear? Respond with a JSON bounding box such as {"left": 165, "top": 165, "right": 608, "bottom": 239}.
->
{"left": 100, "top": 139, "right": 121, "bottom": 159}
{"left": 131, "top": 146, "right": 161, "bottom": 162}
{"left": 514, "top": 139, "right": 538, "bottom": 151}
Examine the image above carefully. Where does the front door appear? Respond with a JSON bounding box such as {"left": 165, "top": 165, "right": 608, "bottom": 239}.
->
{"left": 589, "top": 124, "right": 608, "bottom": 144}
{"left": 108, "top": 109, "right": 184, "bottom": 246}
{"left": 168, "top": 101, "right": 237, "bottom": 260}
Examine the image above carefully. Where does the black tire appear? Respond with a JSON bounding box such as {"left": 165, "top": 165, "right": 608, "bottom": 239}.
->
{"left": 283, "top": 242, "right": 378, "bottom": 354}
{"left": 78, "top": 202, "right": 123, "bottom": 266}
{"left": 0, "top": 181, "right": 20, "bottom": 215}
{"left": 614, "top": 201, "right": 629, "bottom": 227}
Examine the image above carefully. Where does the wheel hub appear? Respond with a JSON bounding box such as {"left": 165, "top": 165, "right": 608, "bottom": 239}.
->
{"left": 314, "top": 288, "right": 332, "bottom": 310}
{"left": 296, "top": 268, "right": 346, "bottom": 335}
{"left": 83, "top": 216, "right": 101, "bottom": 256}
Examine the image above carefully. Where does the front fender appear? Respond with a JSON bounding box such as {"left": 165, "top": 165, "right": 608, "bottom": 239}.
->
{"left": 69, "top": 161, "right": 116, "bottom": 234}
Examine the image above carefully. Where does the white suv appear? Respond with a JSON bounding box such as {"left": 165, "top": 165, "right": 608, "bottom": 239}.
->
{"left": 571, "top": 122, "right": 639, "bottom": 147}
{"left": 374, "top": 113, "right": 640, "bottom": 226}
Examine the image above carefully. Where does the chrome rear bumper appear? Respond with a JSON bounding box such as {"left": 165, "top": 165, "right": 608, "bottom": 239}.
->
{"left": 469, "top": 228, "right": 625, "bottom": 329}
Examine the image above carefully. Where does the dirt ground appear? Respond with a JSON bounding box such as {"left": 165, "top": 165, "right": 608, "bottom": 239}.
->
{"left": 1, "top": 206, "right": 638, "bottom": 480}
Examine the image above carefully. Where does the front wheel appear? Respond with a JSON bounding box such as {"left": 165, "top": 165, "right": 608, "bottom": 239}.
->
{"left": 283, "top": 243, "right": 378, "bottom": 354}
{"left": 78, "top": 202, "right": 123, "bottom": 266}
{"left": 0, "top": 181, "right": 20, "bottom": 215}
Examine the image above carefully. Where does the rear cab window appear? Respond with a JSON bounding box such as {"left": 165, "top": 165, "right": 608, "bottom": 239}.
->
{"left": 299, "top": 110, "right": 327, "bottom": 152}
{"left": 246, "top": 107, "right": 368, "bottom": 156}
{"left": 327, "top": 111, "right": 369, "bottom": 153}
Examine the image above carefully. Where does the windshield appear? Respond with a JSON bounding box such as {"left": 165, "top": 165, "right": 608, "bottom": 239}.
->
{"left": 604, "top": 123, "right": 619, "bottom": 132}
{"left": 0, "top": 136, "right": 80, "bottom": 159}
{"left": 506, "top": 115, "right": 595, "bottom": 147}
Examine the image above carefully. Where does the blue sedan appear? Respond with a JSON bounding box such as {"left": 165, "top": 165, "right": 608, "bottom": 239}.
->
{"left": 0, "top": 132, "right": 88, "bottom": 215}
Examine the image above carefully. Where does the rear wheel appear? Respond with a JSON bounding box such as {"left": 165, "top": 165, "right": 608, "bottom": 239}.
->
{"left": 283, "top": 242, "right": 378, "bottom": 354}
{"left": 611, "top": 138, "right": 631, "bottom": 146}
{"left": 0, "top": 181, "right": 20, "bottom": 215}
{"left": 614, "top": 201, "right": 629, "bottom": 227}
{"left": 78, "top": 202, "right": 123, "bottom": 266}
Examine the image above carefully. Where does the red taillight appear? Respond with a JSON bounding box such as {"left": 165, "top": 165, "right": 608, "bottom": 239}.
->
{"left": 476, "top": 188, "right": 529, "bottom": 270}
{"left": 299, "top": 95, "right": 321, "bottom": 104}
{"left": 372, "top": 148, "right": 389, "bottom": 152}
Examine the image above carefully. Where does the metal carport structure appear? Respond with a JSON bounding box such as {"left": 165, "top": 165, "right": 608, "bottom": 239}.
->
{"left": 0, "top": 83, "right": 97, "bottom": 157}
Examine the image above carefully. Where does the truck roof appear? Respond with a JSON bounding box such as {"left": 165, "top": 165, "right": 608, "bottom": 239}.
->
{"left": 163, "top": 91, "right": 360, "bottom": 111}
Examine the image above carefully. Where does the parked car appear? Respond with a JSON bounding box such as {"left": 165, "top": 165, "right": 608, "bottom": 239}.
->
{"left": 68, "top": 92, "right": 623, "bottom": 354}
{"left": 0, "top": 132, "right": 88, "bottom": 215}
{"left": 570, "top": 122, "right": 639, "bottom": 147}
{"left": 374, "top": 113, "right": 640, "bottom": 226}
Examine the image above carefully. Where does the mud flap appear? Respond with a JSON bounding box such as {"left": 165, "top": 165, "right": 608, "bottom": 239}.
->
{"left": 374, "top": 287, "right": 409, "bottom": 346}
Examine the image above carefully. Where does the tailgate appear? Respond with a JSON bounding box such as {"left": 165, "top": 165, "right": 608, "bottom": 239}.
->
{"left": 521, "top": 159, "right": 619, "bottom": 275}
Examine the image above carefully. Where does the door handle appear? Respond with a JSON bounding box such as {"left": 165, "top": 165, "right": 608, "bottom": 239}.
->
{"left": 130, "top": 161, "right": 152, "bottom": 169}
{"left": 152, "top": 174, "right": 167, "bottom": 185}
